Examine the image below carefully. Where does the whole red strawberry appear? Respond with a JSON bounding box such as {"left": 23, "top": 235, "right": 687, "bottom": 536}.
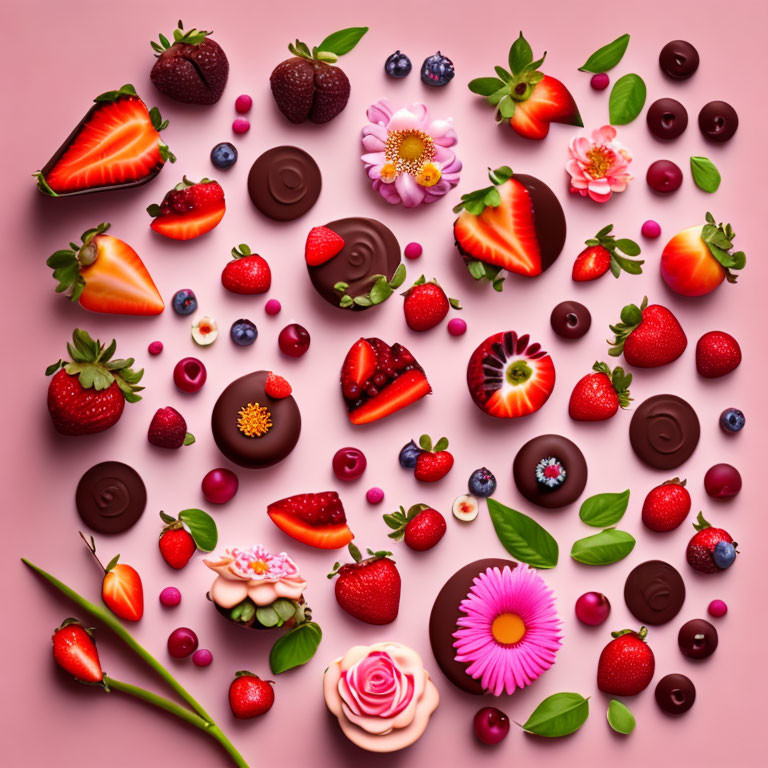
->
{"left": 158, "top": 510, "right": 218, "bottom": 569}
{"left": 642, "top": 478, "right": 691, "bottom": 532}
{"left": 148, "top": 407, "right": 194, "bottom": 449}
{"left": 384, "top": 504, "right": 446, "bottom": 551}
{"left": 403, "top": 277, "right": 461, "bottom": 331}
{"left": 228, "top": 672, "right": 275, "bottom": 719}
{"left": 46, "top": 329, "right": 143, "bottom": 435}
{"left": 572, "top": 225, "right": 643, "bottom": 282}
{"left": 222, "top": 244, "right": 272, "bottom": 294}
{"left": 159, "top": 528, "right": 196, "bottom": 570}
{"left": 608, "top": 296, "right": 687, "bottom": 367}
{"left": 150, "top": 21, "right": 229, "bottom": 104}
{"left": 413, "top": 435, "right": 454, "bottom": 481}
{"left": 329, "top": 544, "right": 401, "bottom": 625}
{"left": 686, "top": 512, "right": 737, "bottom": 573}
{"left": 696, "top": 331, "right": 742, "bottom": 378}
{"left": 305, "top": 226, "right": 345, "bottom": 266}
{"left": 597, "top": 626, "right": 655, "bottom": 696}
{"left": 52, "top": 619, "right": 103, "bottom": 684}
{"left": 568, "top": 361, "right": 632, "bottom": 421}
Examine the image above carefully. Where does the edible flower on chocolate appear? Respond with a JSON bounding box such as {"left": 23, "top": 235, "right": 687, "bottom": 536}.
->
{"left": 237, "top": 402, "right": 272, "bottom": 437}
{"left": 361, "top": 99, "right": 461, "bottom": 207}
{"left": 566, "top": 125, "right": 632, "bottom": 203}
{"left": 536, "top": 457, "right": 566, "bottom": 488}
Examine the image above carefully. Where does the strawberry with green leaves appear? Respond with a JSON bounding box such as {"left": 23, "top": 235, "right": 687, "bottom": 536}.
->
{"left": 158, "top": 509, "right": 218, "bottom": 569}
{"left": 384, "top": 503, "right": 447, "bottom": 551}
{"left": 572, "top": 225, "right": 643, "bottom": 282}
{"left": 569, "top": 362, "right": 632, "bottom": 421}
{"left": 222, "top": 244, "right": 272, "bottom": 295}
{"left": 403, "top": 276, "right": 461, "bottom": 331}
{"left": 413, "top": 435, "right": 454, "bottom": 482}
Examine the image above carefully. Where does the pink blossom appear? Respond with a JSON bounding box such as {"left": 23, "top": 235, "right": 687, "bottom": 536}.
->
{"left": 566, "top": 125, "right": 632, "bottom": 203}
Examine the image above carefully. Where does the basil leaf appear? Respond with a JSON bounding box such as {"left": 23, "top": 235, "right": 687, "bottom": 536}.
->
{"left": 570, "top": 528, "right": 635, "bottom": 565}
{"left": 607, "top": 699, "right": 636, "bottom": 734}
{"left": 178, "top": 508, "right": 218, "bottom": 552}
{"left": 579, "top": 34, "right": 630, "bottom": 73}
{"left": 487, "top": 499, "right": 558, "bottom": 569}
{"left": 615, "top": 238, "right": 641, "bottom": 256}
{"left": 690, "top": 156, "right": 721, "bottom": 193}
{"left": 468, "top": 77, "right": 505, "bottom": 95}
{"left": 521, "top": 692, "right": 589, "bottom": 737}
{"left": 579, "top": 490, "right": 630, "bottom": 527}
{"left": 269, "top": 621, "right": 322, "bottom": 674}
{"left": 609, "top": 74, "right": 646, "bottom": 125}
{"left": 508, "top": 31, "right": 533, "bottom": 74}
{"left": 316, "top": 27, "right": 368, "bottom": 56}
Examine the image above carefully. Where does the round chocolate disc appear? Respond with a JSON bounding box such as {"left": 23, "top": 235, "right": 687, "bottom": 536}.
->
{"left": 76, "top": 461, "right": 146, "bottom": 534}
{"left": 247, "top": 146, "right": 321, "bottom": 221}
{"left": 629, "top": 394, "right": 700, "bottom": 470}
{"left": 678, "top": 618, "right": 718, "bottom": 659}
{"left": 655, "top": 673, "right": 696, "bottom": 714}
{"left": 513, "top": 434, "right": 587, "bottom": 508}
{"left": 211, "top": 371, "right": 301, "bottom": 468}
{"left": 624, "top": 560, "right": 686, "bottom": 625}
{"left": 550, "top": 301, "right": 591, "bottom": 340}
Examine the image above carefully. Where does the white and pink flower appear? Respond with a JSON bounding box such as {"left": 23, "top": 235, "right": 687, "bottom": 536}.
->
{"left": 566, "top": 125, "right": 632, "bottom": 203}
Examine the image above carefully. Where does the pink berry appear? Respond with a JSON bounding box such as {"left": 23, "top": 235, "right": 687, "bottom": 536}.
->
{"left": 173, "top": 357, "right": 207, "bottom": 393}
{"left": 192, "top": 649, "right": 213, "bottom": 667}
{"left": 591, "top": 73, "right": 610, "bottom": 90}
{"left": 265, "top": 299, "right": 281, "bottom": 315}
{"left": 366, "top": 487, "right": 385, "bottom": 504}
{"left": 232, "top": 118, "right": 250, "bottom": 134}
{"left": 278, "top": 323, "right": 310, "bottom": 357}
{"left": 641, "top": 220, "right": 662, "bottom": 238}
{"left": 332, "top": 447, "right": 367, "bottom": 481}
{"left": 708, "top": 599, "right": 728, "bottom": 618}
{"left": 447, "top": 318, "right": 467, "bottom": 336}
{"left": 159, "top": 587, "right": 181, "bottom": 607}
{"left": 704, "top": 463, "right": 742, "bottom": 499}
{"left": 575, "top": 591, "right": 611, "bottom": 626}
{"left": 404, "top": 242, "right": 423, "bottom": 259}
{"left": 473, "top": 707, "right": 510, "bottom": 745}
{"left": 168, "top": 627, "right": 198, "bottom": 659}
{"left": 234, "top": 94, "right": 252, "bottom": 113}
{"left": 148, "top": 340, "right": 163, "bottom": 355}
{"left": 202, "top": 468, "right": 239, "bottom": 504}
{"left": 647, "top": 159, "right": 683, "bottom": 193}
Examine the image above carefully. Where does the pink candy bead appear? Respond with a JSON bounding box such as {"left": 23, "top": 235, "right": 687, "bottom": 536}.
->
{"left": 591, "top": 73, "right": 610, "bottom": 91}
{"left": 447, "top": 318, "right": 467, "bottom": 336}
{"left": 404, "top": 242, "right": 423, "bottom": 259}
{"left": 366, "top": 487, "right": 385, "bottom": 504}
{"left": 232, "top": 118, "right": 250, "bottom": 134}
{"left": 148, "top": 341, "right": 163, "bottom": 355}
{"left": 708, "top": 599, "right": 728, "bottom": 618}
{"left": 159, "top": 587, "right": 181, "bottom": 607}
{"left": 192, "top": 649, "right": 213, "bottom": 667}
{"left": 265, "top": 299, "right": 282, "bottom": 315}
{"left": 641, "top": 220, "right": 662, "bottom": 238}
{"left": 235, "top": 94, "right": 252, "bottom": 113}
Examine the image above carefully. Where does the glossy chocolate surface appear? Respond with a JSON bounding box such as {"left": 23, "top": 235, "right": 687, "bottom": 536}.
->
{"left": 629, "top": 394, "right": 700, "bottom": 469}
{"left": 624, "top": 560, "right": 686, "bottom": 625}
{"left": 76, "top": 461, "right": 146, "bottom": 533}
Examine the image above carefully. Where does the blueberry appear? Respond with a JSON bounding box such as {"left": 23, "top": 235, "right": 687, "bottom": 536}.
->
{"left": 713, "top": 541, "right": 736, "bottom": 570}
{"left": 719, "top": 408, "right": 745, "bottom": 434}
{"left": 468, "top": 467, "right": 497, "bottom": 498}
{"left": 399, "top": 440, "right": 423, "bottom": 469}
{"left": 211, "top": 142, "right": 238, "bottom": 169}
{"left": 385, "top": 50, "right": 412, "bottom": 79}
{"left": 421, "top": 52, "right": 454, "bottom": 87}
{"left": 230, "top": 318, "right": 257, "bottom": 346}
{"left": 172, "top": 289, "right": 197, "bottom": 316}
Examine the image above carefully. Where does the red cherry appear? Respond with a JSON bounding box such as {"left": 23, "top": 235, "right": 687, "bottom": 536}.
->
{"left": 646, "top": 159, "right": 683, "bottom": 193}
{"left": 473, "top": 707, "right": 510, "bottom": 745}
{"left": 278, "top": 324, "right": 310, "bottom": 357}
{"left": 167, "top": 627, "right": 198, "bottom": 658}
{"left": 202, "top": 468, "right": 239, "bottom": 504}
{"left": 332, "top": 447, "right": 367, "bottom": 481}
{"left": 173, "top": 357, "right": 207, "bottom": 393}
{"left": 704, "top": 463, "right": 742, "bottom": 499}
{"left": 575, "top": 591, "right": 611, "bottom": 626}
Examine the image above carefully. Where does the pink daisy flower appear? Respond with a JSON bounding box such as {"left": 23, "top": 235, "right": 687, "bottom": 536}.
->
{"left": 452, "top": 564, "right": 561, "bottom": 696}
{"left": 566, "top": 125, "right": 632, "bottom": 203}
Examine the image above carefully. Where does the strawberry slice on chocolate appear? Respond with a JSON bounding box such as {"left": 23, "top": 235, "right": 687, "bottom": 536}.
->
{"left": 267, "top": 492, "right": 353, "bottom": 549}
{"left": 341, "top": 338, "right": 431, "bottom": 425}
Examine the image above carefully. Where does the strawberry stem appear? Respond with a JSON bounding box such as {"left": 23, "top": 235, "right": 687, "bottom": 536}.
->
{"left": 79, "top": 531, "right": 107, "bottom": 572}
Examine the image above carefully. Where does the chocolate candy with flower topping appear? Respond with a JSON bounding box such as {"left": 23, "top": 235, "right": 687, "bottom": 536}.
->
{"left": 76, "top": 461, "right": 146, "bottom": 534}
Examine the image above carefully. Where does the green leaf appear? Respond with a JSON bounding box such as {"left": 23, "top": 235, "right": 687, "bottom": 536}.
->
{"left": 690, "top": 156, "right": 721, "bottom": 193}
{"left": 369, "top": 278, "right": 393, "bottom": 305}
{"left": 607, "top": 699, "right": 636, "bottom": 734}
{"left": 469, "top": 77, "right": 505, "bottom": 95}
{"left": 570, "top": 528, "right": 635, "bottom": 565}
{"left": 178, "top": 509, "right": 218, "bottom": 552}
{"left": 105, "top": 554, "right": 120, "bottom": 572}
{"left": 609, "top": 74, "right": 646, "bottom": 125}
{"left": 520, "top": 692, "right": 589, "bottom": 737}
{"left": 508, "top": 31, "right": 533, "bottom": 73}
{"left": 494, "top": 66, "right": 512, "bottom": 82}
{"left": 484, "top": 187, "right": 502, "bottom": 207}
{"left": 498, "top": 96, "right": 516, "bottom": 119}
{"left": 269, "top": 621, "right": 322, "bottom": 674}
{"left": 489, "top": 165, "right": 514, "bottom": 185}
{"left": 389, "top": 263, "right": 407, "bottom": 289}
{"left": 316, "top": 27, "right": 368, "bottom": 56}
{"left": 183, "top": 433, "right": 195, "bottom": 446}
{"left": 614, "top": 238, "right": 641, "bottom": 256}
{"left": 433, "top": 437, "right": 449, "bottom": 452}
{"left": 579, "top": 34, "right": 630, "bottom": 73}
{"left": 487, "top": 499, "right": 558, "bottom": 569}
{"left": 579, "top": 490, "right": 630, "bottom": 527}
{"left": 418, "top": 434, "right": 433, "bottom": 452}
{"left": 467, "top": 260, "right": 486, "bottom": 279}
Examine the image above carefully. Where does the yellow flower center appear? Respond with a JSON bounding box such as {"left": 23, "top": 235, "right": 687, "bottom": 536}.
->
{"left": 416, "top": 162, "right": 441, "bottom": 187}
{"left": 249, "top": 559, "right": 269, "bottom": 574}
{"left": 491, "top": 612, "right": 526, "bottom": 645}
{"left": 585, "top": 145, "right": 616, "bottom": 179}
{"left": 237, "top": 402, "right": 273, "bottom": 438}
{"left": 379, "top": 162, "right": 397, "bottom": 183}
{"left": 384, "top": 129, "right": 436, "bottom": 177}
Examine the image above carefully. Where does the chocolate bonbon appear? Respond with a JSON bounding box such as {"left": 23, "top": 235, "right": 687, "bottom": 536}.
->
{"left": 655, "top": 673, "right": 696, "bottom": 714}
{"left": 678, "top": 618, "right": 718, "bottom": 659}
{"left": 624, "top": 560, "right": 685, "bottom": 625}
{"left": 629, "top": 394, "right": 700, "bottom": 469}
{"left": 550, "top": 301, "right": 591, "bottom": 340}
{"left": 658, "top": 40, "right": 699, "bottom": 80}
{"left": 76, "top": 461, "right": 146, "bottom": 534}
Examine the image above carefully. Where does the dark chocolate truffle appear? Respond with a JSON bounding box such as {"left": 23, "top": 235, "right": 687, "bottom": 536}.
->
{"left": 211, "top": 371, "right": 300, "bottom": 468}
{"left": 629, "top": 394, "right": 700, "bottom": 470}
{"left": 698, "top": 101, "right": 739, "bottom": 143}
{"left": 550, "top": 301, "right": 591, "bottom": 340}
{"left": 659, "top": 40, "right": 700, "bottom": 80}
{"left": 76, "top": 461, "right": 146, "bottom": 534}
{"left": 646, "top": 98, "right": 688, "bottom": 140}
{"left": 655, "top": 673, "right": 696, "bottom": 714}
{"left": 247, "top": 146, "right": 321, "bottom": 220}
{"left": 513, "top": 434, "right": 587, "bottom": 508}
{"left": 678, "top": 618, "right": 718, "bottom": 659}
{"left": 624, "top": 560, "right": 685, "bottom": 625}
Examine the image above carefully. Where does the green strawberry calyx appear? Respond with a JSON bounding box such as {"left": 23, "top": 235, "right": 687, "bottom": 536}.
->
{"left": 146, "top": 177, "right": 215, "bottom": 217}
{"left": 327, "top": 543, "right": 392, "bottom": 578}
{"left": 335, "top": 263, "right": 406, "bottom": 308}
{"left": 150, "top": 20, "right": 212, "bottom": 56}
{"left": 663, "top": 477, "right": 686, "bottom": 487}
{"left": 287, "top": 27, "right": 369, "bottom": 65}
{"left": 701, "top": 212, "right": 746, "bottom": 283}
{"left": 607, "top": 296, "right": 648, "bottom": 357}
{"left": 383, "top": 503, "right": 431, "bottom": 541}
{"left": 231, "top": 243, "right": 255, "bottom": 260}
{"left": 611, "top": 626, "right": 648, "bottom": 641}
{"left": 403, "top": 276, "right": 462, "bottom": 309}
{"left": 693, "top": 511, "right": 712, "bottom": 531}
{"left": 45, "top": 329, "right": 144, "bottom": 403}
{"left": 46, "top": 223, "right": 111, "bottom": 303}
{"left": 585, "top": 224, "right": 644, "bottom": 278}
{"left": 592, "top": 361, "right": 632, "bottom": 408}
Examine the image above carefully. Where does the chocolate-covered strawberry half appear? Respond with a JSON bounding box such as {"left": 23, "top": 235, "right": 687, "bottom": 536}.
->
{"left": 454, "top": 167, "right": 565, "bottom": 290}
{"left": 341, "top": 338, "right": 431, "bottom": 425}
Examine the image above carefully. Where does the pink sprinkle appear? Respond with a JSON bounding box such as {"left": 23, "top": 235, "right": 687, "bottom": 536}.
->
{"left": 708, "top": 599, "right": 728, "bottom": 618}
{"left": 641, "top": 220, "right": 661, "bottom": 238}
{"left": 148, "top": 341, "right": 163, "bottom": 356}
{"left": 264, "top": 299, "right": 282, "bottom": 315}
{"left": 404, "top": 242, "right": 423, "bottom": 260}
{"left": 591, "top": 73, "right": 610, "bottom": 91}
{"left": 448, "top": 318, "right": 467, "bottom": 336}
{"left": 232, "top": 118, "right": 250, "bottom": 134}
{"left": 192, "top": 649, "right": 213, "bottom": 667}
{"left": 366, "top": 487, "right": 385, "bottom": 504}
{"left": 235, "top": 94, "right": 253, "bottom": 113}
{"left": 159, "top": 587, "right": 181, "bottom": 607}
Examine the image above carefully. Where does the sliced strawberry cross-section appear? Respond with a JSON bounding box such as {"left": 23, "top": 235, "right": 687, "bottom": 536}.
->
{"left": 148, "top": 177, "right": 225, "bottom": 240}
{"left": 267, "top": 492, "right": 353, "bottom": 549}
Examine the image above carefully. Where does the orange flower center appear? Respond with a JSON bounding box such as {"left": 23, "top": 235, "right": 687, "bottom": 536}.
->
{"left": 385, "top": 129, "right": 435, "bottom": 176}
{"left": 237, "top": 402, "right": 273, "bottom": 438}
{"left": 491, "top": 612, "right": 526, "bottom": 645}
{"left": 585, "top": 145, "right": 616, "bottom": 179}
{"left": 249, "top": 559, "right": 269, "bottom": 574}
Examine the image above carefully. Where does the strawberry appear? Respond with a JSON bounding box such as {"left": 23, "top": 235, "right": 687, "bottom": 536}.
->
{"left": 159, "top": 529, "right": 196, "bottom": 570}
{"left": 572, "top": 225, "right": 643, "bottom": 282}
{"left": 696, "top": 331, "right": 742, "bottom": 378}
{"left": 158, "top": 510, "right": 218, "bottom": 569}
{"left": 47, "top": 223, "right": 164, "bottom": 315}
{"left": 265, "top": 372, "right": 292, "bottom": 399}
{"left": 229, "top": 672, "right": 274, "bottom": 719}
{"left": 305, "top": 226, "right": 344, "bottom": 266}
{"left": 147, "top": 177, "right": 225, "bottom": 240}
{"left": 568, "top": 361, "right": 632, "bottom": 421}
{"left": 642, "top": 478, "right": 691, "bottom": 532}
{"left": 661, "top": 213, "right": 746, "bottom": 297}
{"left": 270, "top": 28, "right": 368, "bottom": 124}
{"left": 268, "top": 492, "right": 353, "bottom": 549}
{"left": 221, "top": 244, "right": 272, "bottom": 294}
{"left": 328, "top": 544, "right": 401, "bottom": 624}
{"left": 384, "top": 504, "right": 447, "bottom": 551}
{"left": 34, "top": 84, "right": 174, "bottom": 196}
{"left": 403, "top": 277, "right": 460, "bottom": 331}
{"left": 597, "top": 626, "right": 655, "bottom": 696}
{"left": 468, "top": 33, "right": 582, "bottom": 140}
{"left": 150, "top": 21, "right": 229, "bottom": 105}
{"left": 46, "top": 329, "right": 143, "bottom": 435}
{"left": 413, "top": 435, "right": 454, "bottom": 482}
{"left": 148, "top": 407, "right": 194, "bottom": 449}
{"left": 52, "top": 619, "right": 103, "bottom": 684}
{"left": 608, "top": 296, "right": 687, "bottom": 367}
{"left": 686, "top": 512, "right": 737, "bottom": 573}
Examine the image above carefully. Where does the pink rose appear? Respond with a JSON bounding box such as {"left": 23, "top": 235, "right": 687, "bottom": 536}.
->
{"left": 565, "top": 125, "right": 633, "bottom": 203}
{"left": 339, "top": 651, "right": 414, "bottom": 719}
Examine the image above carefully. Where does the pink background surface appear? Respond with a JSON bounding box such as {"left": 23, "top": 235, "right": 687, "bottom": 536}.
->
{"left": 4, "top": 0, "right": 766, "bottom": 764}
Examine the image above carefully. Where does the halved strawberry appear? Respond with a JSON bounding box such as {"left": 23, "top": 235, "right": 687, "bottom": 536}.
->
{"left": 148, "top": 177, "right": 225, "bottom": 240}
{"left": 340, "top": 338, "right": 377, "bottom": 396}
{"left": 467, "top": 331, "right": 555, "bottom": 418}
{"left": 35, "top": 84, "right": 174, "bottom": 196}
{"left": 103, "top": 562, "right": 144, "bottom": 621}
{"left": 267, "top": 492, "right": 353, "bottom": 549}
{"left": 509, "top": 75, "right": 582, "bottom": 140}
{"left": 305, "top": 226, "right": 345, "bottom": 266}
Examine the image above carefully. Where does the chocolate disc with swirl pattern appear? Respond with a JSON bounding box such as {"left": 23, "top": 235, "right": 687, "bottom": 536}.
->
{"left": 307, "top": 217, "right": 402, "bottom": 311}
{"left": 76, "top": 461, "right": 146, "bottom": 534}
{"left": 248, "top": 146, "right": 321, "bottom": 221}
{"left": 624, "top": 560, "right": 686, "bottom": 625}
{"left": 629, "top": 394, "right": 700, "bottom": 469}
